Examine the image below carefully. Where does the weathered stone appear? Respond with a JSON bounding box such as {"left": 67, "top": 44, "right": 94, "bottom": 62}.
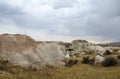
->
{"left": 0, "top": 34, "right": 65, "bottom": 69}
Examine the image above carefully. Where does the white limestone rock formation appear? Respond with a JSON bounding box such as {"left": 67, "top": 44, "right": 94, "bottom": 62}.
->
{"left": 0, "top": 34, "right": 65, "bottom": 69}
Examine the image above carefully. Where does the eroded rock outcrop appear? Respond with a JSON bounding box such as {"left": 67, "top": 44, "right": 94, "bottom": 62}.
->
{"left": 0, "top": 34, "right": 65, "bottom": 69}
{"left": 65, "top": 40, "right": 105, "bottom": 56}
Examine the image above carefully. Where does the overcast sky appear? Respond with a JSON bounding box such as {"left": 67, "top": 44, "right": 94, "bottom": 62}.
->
{"left": 0, "top": 0, "right": 120, "bottom": 43}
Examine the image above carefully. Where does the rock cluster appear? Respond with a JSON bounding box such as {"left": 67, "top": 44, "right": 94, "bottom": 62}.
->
{"left": 0, "top": 33, "right": 111, "bottom": 68}
{"left": 63, "top": 40, "right": 105, "bottom": 57}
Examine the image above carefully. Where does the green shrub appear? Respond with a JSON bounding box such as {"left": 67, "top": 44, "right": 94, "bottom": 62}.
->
{"left": 103, "top": 50, "right": 112, "bottom": 55}
{"left": 81, "top": 56, "right": 90, "bottom": 64}
{"left": 81, "top": 56, "right": 95, "bottom": 65}
{"left": 117, "top": 55, "right": 120, "bottom": 59}
{"left": 102, "top": 57, "right": 118, "bottom": 67}
{"left": 65, "top": 59, "right": 79, "bottom": 67}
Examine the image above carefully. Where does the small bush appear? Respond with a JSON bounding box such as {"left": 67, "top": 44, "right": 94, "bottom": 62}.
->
{"left": 89, "top": 57, "right": 95, "bottom": 65}
{"left": 117, "top": 55, "right": 120, "bottom": 60}
{"left": 65, "top": 59, "right": 79, "bottom": 67}
{"left": 81, "top": 56, "right": 90, "bottom": 64}
{"left": 102, "top": 57, "right": 118, "bottom": 67}
{"left": 74, "top": 53, "right": 80, "bottom": 57}
{"left": 103, "top": 50, "right": 112, "bottom": 55}
{"left": 81, "top": 56, "right": 95, "bottom": 65}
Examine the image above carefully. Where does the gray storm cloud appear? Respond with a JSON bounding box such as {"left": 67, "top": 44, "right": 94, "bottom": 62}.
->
{"left": 0, "top": 0, "right": 120, "bottom": 43}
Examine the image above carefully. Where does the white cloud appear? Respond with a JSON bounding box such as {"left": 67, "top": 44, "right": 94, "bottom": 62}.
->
{"left": 0, "top": 0, "right": 120, "bottom": 43}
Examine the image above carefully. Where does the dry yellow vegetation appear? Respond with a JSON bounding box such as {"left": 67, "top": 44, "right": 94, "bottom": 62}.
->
{"left": 0, "top": 59, "right": 120, "bottom": 79}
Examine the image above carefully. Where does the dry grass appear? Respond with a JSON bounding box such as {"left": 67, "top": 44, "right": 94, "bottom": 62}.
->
{"left": 0, "top": 55, "right": 120, "bottom": 79}
{"left": 1, "top": 64, "right": 120, "bottom": 79}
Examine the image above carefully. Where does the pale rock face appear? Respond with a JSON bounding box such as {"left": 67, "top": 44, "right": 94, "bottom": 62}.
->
{"left": 64, "top": 54, "right": 70, "bottom": 58}
{"left": 0, "top": 34, "right": 65, "bottom": 68}
{"left": 117, "top": 50, "right": 120, "bottom": 54}
{"left": 81, "top": 52, "right": 86, "bottom": 55}
{"left": 36, "top": 43, "right": 64, "bottom": 67}
{"left": 71, "top": 40, "right": 91, "bottom": 53}
{"left": 71, "top": 40, "right": 105, "bottom": 55}
{"left": 95, "top": 55, "right": 105, "bottom": 65}
{"left": 88, "top": 46, "right": 105, "bottom": 55}
{"left": 88, "top": 46, "right": 104, "bottom": 52}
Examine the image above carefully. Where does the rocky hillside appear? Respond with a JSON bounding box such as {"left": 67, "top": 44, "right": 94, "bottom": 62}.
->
{"left": 0, "top": 33, "right": 110, "bottom": 69}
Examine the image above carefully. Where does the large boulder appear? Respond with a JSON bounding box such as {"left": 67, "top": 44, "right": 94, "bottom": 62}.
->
{"left": 71, "top": 40, "right": 90, "bottom": 53}
{"left": 63, "top": 40, "right": 105, "bottom": 56}
{"left": 0, "top": 34, "right": 65, "bottom": 69}
{"left": 94, "top": 55, "right": 105, "bottom": 65}
{"left": 88, "top": 45, "right": 104, "bottom": 54}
